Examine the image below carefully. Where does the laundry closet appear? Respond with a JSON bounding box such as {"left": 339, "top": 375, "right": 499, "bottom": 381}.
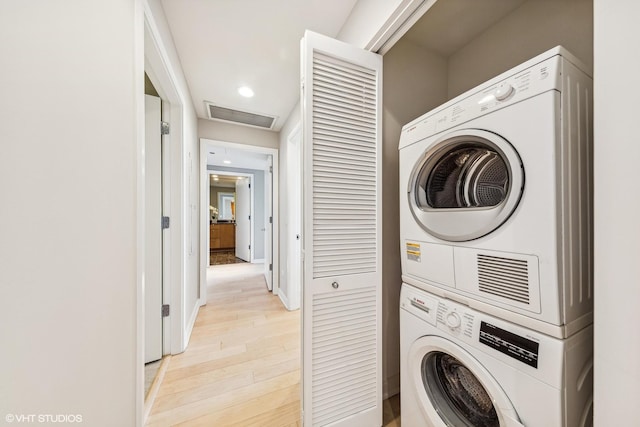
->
{"left": 379, "top": 0, "right": 593, "bottom": 404}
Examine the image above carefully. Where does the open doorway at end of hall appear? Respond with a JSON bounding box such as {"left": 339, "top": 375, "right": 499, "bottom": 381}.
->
{"left": 199, "top": 139, "right": 279, "bottom": 301}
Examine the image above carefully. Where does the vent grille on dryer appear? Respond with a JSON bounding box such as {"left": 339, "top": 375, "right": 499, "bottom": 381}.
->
{"left": 477, "top": 254, "right": 530, "bottom": 304}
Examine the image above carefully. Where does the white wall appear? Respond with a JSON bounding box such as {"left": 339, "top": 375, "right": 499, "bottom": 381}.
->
{"left": 593, "top": 1, "right": 640, "bottom": 423}
{"left": 447, "top": 0, "right": 593, "bottom": 98}
{"left": 0, "top": 1, "right": 138, "bottom": 424}
{"left": 199, "top": 119, "right": 279, "bottom": 149}
{"left": 0, "top": 1, "right": 202, "bottom": 424}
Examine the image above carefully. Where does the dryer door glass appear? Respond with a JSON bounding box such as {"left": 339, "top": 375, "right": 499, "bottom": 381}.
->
{"left": 408, "top": 129, "right": 524, "bottom": 242}
{"left": 422, "top": 352, "right": 499, "bottom": 427}
{"left": 424, "top": 145, "right": 509, "bottom": 209}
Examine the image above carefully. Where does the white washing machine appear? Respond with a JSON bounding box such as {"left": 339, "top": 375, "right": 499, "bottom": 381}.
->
{"left": 400, "top": 283, "right": 593, "bottom": 427}
{"left": 398, "top": 46, "right": 593, "bottom": 338}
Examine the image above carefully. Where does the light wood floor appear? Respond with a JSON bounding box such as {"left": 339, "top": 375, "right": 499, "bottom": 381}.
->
{"left": 146, "top": 263, "right": 401, "bottom": 426}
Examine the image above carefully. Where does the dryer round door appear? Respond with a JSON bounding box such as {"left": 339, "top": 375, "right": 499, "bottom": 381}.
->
{"left": 408, "top": 336, "right": 524, "bottom": 427}
{"left": 408, "top": 129, "right": 524, "bottom": 241}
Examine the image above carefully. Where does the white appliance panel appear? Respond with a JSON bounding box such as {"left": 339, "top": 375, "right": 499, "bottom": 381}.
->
{"left": 398, "top": 47, "right": 593, "bottom": 338}
{"left": 400, "top": 283, "right": 593, "bottom": 427}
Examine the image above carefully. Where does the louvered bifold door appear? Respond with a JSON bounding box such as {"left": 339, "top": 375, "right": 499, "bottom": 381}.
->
{"left": 300, "top": 31, "right": 382, "bottom": 427}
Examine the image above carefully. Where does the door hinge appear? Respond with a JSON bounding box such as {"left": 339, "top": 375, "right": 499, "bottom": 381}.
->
{"left": 162, "top": 304, "right": 170, "bottom": 317}
{"left": 248, "top": 183, "right": 251, "bottom": 189}
{"left": 162, "top": 216, "right": 170, "bottom": 229}
{"left": 269, "top": 216, "right": 273, "bottom": 224}
{"left": 269, "top": 166, "right": 273, "bottom": 173}
{"left": 269, "top": 263, "right": 273, "bottom": 271}
{"left": 248, "top": 215, "right": 251, "bottom": 220}
{"left": 161, "top": 121, "right": 170, "bottom": 135}
{"left": 249, "top": 244, "right": 251, "bottom": 250}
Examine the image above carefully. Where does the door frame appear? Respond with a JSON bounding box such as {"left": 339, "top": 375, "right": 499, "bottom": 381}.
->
{"left": 139, "top": 2, "right": 187, "bottom": 424}
{"left": 285, "top": 123, "right": 302, "bottom": 310}
{"left": 199, "top": 138, "right": 279, "bottom": 300}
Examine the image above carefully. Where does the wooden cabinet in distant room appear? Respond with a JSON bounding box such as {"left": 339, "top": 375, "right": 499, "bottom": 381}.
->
{"left": 209, "top": 223, "right": 235, "bottom": 250}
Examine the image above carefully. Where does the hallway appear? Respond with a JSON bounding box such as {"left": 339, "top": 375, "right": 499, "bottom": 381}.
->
{"left": 146, "top": 263, "right": 300, "bottom": 426}
{"left": 145, "top": 263, "right": 401, "bottom": 426}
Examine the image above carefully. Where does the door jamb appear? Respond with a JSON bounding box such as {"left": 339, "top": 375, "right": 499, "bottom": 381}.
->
{"left": 140, "top": 2, "right": 187, "bottom": 424}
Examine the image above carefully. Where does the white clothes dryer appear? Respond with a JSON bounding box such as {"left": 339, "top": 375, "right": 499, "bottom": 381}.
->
{"left": 398, "top": 46, "right": 593, "bottom": 338}
{"left": 400, "top": 283, "right": 593, "bottom": 427}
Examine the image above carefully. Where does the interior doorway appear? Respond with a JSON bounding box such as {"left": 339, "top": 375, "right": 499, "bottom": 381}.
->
{"left": 199, "top": 139, "right": 279, "bottom": 300}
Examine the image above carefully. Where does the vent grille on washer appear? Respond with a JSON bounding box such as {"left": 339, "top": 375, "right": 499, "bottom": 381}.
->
{"left": 477, "top": 254, "right": 530, "bottom": 304}
{"left": 206, "top": 102, "right": 277, "bottom": 130}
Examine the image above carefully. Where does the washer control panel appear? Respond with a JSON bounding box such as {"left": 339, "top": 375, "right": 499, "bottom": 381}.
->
{"left": 401, "top": 286, "right": 438, "bottom": 326}
{"left": 479, "top": 321, "right": 539, "bottom": 368}
{"left": 436, "top": 300, "right": 475, "bottom": 339}
{"left": 400, "top": 283, "right": 542, "bottom": 369}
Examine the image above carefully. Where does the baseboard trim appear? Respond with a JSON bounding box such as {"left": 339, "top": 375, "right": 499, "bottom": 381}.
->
{"left": 144, "top": 355, "right": 171, "bottom": 423}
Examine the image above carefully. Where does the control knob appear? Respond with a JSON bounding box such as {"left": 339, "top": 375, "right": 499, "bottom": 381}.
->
{"left": 445, "top": 311, "right": 461, "bottom": 330}
{"left": 494, "top": 83, "right": 514, "bottom": 101}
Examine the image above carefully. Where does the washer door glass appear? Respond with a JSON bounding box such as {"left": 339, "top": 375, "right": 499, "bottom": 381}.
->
{"left": 422, "top": 351, "right": 499, "bottom": 427}
{"left": 408, "top": 129, "right": 524, "bottom": 241}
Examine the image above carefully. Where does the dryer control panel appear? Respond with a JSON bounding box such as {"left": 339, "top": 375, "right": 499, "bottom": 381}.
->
{"left": 399, "top": 52, "right": 565, "bottom": 150}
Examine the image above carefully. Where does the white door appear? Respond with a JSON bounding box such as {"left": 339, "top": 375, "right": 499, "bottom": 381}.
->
{"left": 301, "top": 31, "right": 382, "bottom": 426}
{"left": 264, "top": 156, "right": 274, "bottom": 290}
{"left": 144, "top": 94, "right": 163, "bottom": 363}
{"left": 235, "top": 177, "right": 251, "bottom": 262}
{"left": 287, "top": 125, "right": 302, "bottom": 310}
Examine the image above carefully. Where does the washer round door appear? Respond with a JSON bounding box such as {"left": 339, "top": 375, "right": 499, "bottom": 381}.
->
{"left": 408, "top": 336, "right": 524, "bottom": 427}
{"left": 408, "top": 129, "right": 524, "bottom": 241}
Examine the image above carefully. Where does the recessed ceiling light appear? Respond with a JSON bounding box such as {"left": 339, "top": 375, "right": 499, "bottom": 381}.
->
{"left": 223, "top": 160, "right": 231, "bottom": 164}
{"left": 238, "top": 86, "right": 254, "bottom": 98}
{"left": 214, "top": 177, "right": 219, "bottom": 181}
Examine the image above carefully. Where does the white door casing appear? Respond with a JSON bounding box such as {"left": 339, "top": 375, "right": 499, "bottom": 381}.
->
{"left": 265, "top": 156, "right": 274, "bottom": 291}
{"left": 144, "top": 94, "right": 162, "bottom": 364}
{"left": 235, "top": 176, "right": 252, "bottom": 262}
{"left": 287, "top": 124, "right": 302, "bottom": 310}
{"left": 301, "top": 30, "right": 382, "bottom": 426}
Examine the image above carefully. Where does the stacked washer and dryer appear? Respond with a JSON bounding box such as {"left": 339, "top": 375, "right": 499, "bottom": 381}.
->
{"left": 398, "top": 46, "right": 593, "bottom": 427}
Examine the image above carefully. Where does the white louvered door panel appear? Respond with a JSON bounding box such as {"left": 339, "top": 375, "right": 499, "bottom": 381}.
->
{"left": 301, "top": 31, "right": 382, "bottom": 427}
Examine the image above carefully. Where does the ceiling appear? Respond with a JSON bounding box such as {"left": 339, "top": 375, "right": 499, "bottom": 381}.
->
{"left": 159, "top": 0, "right": 531, "bottom": 134}
{"left": 160, "top": 0, "right": 359, "bottom": 131}
{"left": 209, "top": 174, "right": 244, "bottom": 188}
{"left": 402, "top": 0, "right": 527, "bottom": 57}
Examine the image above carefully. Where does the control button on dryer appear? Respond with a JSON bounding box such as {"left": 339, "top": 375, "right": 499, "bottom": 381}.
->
{"left": 494, "top": 83, "right": 515, "bottom": 101}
